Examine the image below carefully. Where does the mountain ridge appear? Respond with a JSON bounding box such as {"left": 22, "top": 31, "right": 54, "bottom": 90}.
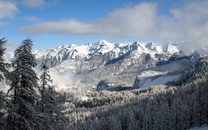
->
{"left": 35, "top": 40, "right": 181, "bottom": 73}
{"left": 34, "top": 40, "right": 208, "bottom": 91}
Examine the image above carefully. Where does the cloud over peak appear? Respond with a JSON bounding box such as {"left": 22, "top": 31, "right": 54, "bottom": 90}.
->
{"left": 18, "top": 1, "right": 208, "bottom": 50}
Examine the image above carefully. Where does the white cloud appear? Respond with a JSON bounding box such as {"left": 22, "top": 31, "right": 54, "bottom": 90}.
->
{"left": 21, "top": 19, "right": 93, "bottom": 35}
{"left": 21, "top": 0, "right": 46, "bottom": 8}
{"left": 20, "top": 1, "right": 208, "bottom": 50}
{"left": 20, "top": 2, "right": 157, "bottom": 37}
{"left": 166, "top": 0, "right": 208, "bottom": 51}
{"left": 20, "top": 0, "right": 58, "bottom": 8}
{"left": 91, "top": 3, "right": 157, "bottom": 37}
{"left": 24, "top": 16, "right": 41, "bottom": 22}
{"left": 0, "top": 0, "right": 18, "bottom": 19}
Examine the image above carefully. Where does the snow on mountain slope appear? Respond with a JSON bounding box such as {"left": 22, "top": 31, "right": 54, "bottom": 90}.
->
{"left": 139, "top": 74, "right": 180, "bottom": 89}
{"left": 34, "top": 40, "right": 185, "bottom": 90}
{"left": 133, "top": 56, "right": 196, "bottom": 89}
{"left": 90, "top": 40, "right": 115, "bottom": 54}
{"left": 137, "top": 70, "right": 168, "bottom": 78}
{"left": 35, "top": 40, "right": 180, "bottom": 73}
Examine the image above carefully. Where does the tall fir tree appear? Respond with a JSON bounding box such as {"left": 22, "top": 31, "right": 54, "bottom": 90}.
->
{"left": 0, "top": 38, "right": 10, "bottom": 130}
{"left": 39, "top": 64, "right": 53, "bottom": 129}
{"left": 0, "top": 91, "right": 5, "bottom": 130}
{"left": 0, "top": 38, "right": 10, "bottom": 81}
{"left": 6, "top": 38, "right": 40, "bottom": 130}
{"left": 39, "top": 63, "right": 67, "bottom": 130}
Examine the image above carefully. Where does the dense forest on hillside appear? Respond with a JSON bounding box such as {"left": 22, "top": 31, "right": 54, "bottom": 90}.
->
{"left": 0, "top": 38, "right": 208, "bottom": 130}
{"left": 65, "top": 57, "right": 208, "bottom": 130}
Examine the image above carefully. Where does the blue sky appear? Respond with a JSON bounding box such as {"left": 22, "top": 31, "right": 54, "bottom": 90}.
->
{"left": 0, "top": 0, "right": 207, "bottom": 50}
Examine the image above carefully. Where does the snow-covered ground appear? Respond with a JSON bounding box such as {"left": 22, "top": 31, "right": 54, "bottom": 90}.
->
{"left": 190, "top": 125, "right": 208, "bottom": 130}
{"left": 137, "top": 70, "right": 168, "bottom": 78}
{"left": 140, "top": 75, "right": 180, "bottom": 89}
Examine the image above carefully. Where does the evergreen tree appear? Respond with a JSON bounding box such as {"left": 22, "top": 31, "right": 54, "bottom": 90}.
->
{"left": 40, "top": 64, "right": 52, "bottom": 113}
{"left": 39, "top": 63, "right": 67, "bottom": 129}
{"left": 0, "top": 38, "right": 10, "bottom": 129}
{"left": 0, "top": 38, "right": 10, "bottom": 81}
{"left": 0, "top": 91, "right": 5, "bottom": 129}
{"left": 126, "top": 110, "right": 138, "bottom": 130}
{"left": 108, "top": 115, "right": 122, "bottom": 130}
{"left": 6, "top": 38, "right": 40, "bottom": 130}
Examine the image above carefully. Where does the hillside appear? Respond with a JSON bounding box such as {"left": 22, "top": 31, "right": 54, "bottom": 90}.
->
{"left": 62, "top": 57, "right": 208, "bottom": 130}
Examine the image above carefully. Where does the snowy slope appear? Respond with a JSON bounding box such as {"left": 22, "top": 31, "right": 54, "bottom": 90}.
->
{"left": 140, "top": 75, "right": 180, "bottom": 89}
{"left": 35, "top": 40, "right": 180, "bottom": 73}
{"left": 133, "top": 56, "right": 195, "bottom": 89}
{"left": 35, "top": 40, "right": 205, "bottom": 91}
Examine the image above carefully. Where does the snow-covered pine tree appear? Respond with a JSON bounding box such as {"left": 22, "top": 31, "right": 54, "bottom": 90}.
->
{"left": 6, "top": 38, "right": 40, "bottom": 130}
{"left": 0, "top": 38, "right": 10, "bottom": 129}
{"left": 0, "top": 38, "right": 10, "bottom": 81}
{"left": 0, "top": 91, "right": 5, "bottom": 130}
{"left": 40, "top": 64, "right": 52, "bottom": 113}
{"left": 39, "top": 63, "right": 67, "bottom": 129}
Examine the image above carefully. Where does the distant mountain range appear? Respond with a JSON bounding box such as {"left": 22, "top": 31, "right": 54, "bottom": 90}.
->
{"left": 35, "top": 40, "right": 181, "bottom": 72}
{"left": 34, "top": 40, "right": 206, "bottom": 90}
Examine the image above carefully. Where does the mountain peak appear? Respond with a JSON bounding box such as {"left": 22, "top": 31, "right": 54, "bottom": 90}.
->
{"left": 98, "top": 40, "right": 113, "bottom": 46}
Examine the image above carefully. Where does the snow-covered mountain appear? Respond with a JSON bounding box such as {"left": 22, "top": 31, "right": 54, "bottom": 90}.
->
{"left": 35, "top": 40, "right": 204, "bottom": 90}
{"left": 35, "top": 40, "right": 180, "bottom": 72}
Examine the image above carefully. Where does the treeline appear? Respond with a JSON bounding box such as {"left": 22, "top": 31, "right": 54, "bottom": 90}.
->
{"left": 0, "top": 38, "right": 67, "bottom": 130}
{"left": 65, "top": 57, "right": 208, "bottom": 130}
